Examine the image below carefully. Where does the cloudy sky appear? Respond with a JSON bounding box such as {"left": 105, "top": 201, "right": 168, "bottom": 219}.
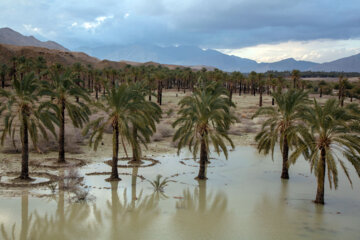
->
{"left": 1, "top": 0, "right": 360, "bottom": 63}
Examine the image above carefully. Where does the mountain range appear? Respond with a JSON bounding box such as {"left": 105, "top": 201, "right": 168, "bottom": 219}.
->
{"left": 1, "top": 27, "right": 359, "bottom": 72}
{"left": 0, "top": 27, "right": 68, "bottom": 51}
{"left": 79, "top": 44, "right": 360, "bottom": 72}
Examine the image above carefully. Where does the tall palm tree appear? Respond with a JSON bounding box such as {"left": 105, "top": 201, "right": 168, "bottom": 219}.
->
{"left": 0, "top": 73, "right": 57, "bottom": 180}
{"left": 173, "top": 80, "right": 236, "bottom": 180}
{"left": 292, "top": 99, "right": 360, "bottom": 204}
{"left": 83, "top": 84, "right": 155, "bottom": 181}
{"left": 252, "top": 89, "right": 309, "bottom": 179}
{"left": 42, "top": 70, "right": 91, "bottom": 163}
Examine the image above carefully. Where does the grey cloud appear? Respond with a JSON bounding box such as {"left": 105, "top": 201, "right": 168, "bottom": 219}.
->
{"left": 0, "top": 0, "right": 359, "bottom": 50}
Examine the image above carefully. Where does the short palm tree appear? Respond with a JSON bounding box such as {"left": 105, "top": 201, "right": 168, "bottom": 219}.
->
{"left": 42, "top": 70, "right": 91, "bottom": 163}
{"left": 252, "top": 89, "right": 309, "bottom": 179}
{"left": 83, "top": 84, "right": 154, "bottom": 181}
{"left": 173, "top": 80, "right": 236, "bottom": 180}
{"left": 292, "top": 99, "right": 360, "bottom": 204}
{"left": 0, "top": 73, "right": 57, "bottom": 180}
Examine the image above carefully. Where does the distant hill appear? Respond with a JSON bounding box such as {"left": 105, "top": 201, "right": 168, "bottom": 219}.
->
{"left": 258, "top": 58, "right": 319, "bottom": 72}
{"left": 0, "top": 27, "right": 68, "bottom": 51}
{"left": 1, "top": 27, "right": 359, "bottom": 72}
{"left": 78, "top": 44, "right": 259, "bottom": 72}
{"left": 0, "top": 43, "right": 205, "bottom": 71}
{"left": 0, "top": 44, "right": 98, "bottom": 66}
{"left": 79, "top": 44, "right": 360, "bottom": 72}
{"left": 312, "top": 53, "right": 360, "bottom": 72}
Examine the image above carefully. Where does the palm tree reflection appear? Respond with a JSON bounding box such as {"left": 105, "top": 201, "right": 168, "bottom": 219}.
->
{"left": 172, "top": 180, "right": 229, "bottom": 238}
{"left": 104, "top": 168, "right": 160, "bottom": 239}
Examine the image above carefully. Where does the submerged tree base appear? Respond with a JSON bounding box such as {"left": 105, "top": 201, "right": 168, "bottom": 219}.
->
{"left": 104, "top": 157, "right": 159, "bottom": 168}
{"left": 105, "top": 177, "right": 122, "bottom": 182}
{"left": 127, "top": 160, "right": 145, "bottom": 165}
{"left": 13, "top": 176, "right": 35, "bottom": 182}
{"left": 0, "top": 172, "right": 58, "bottom": 188}
{"left": 281, "top": 174, "right": 289, "bottom": 180}
{"left": 195, "top": 176, "right": 208, "bottom": 180}
{"left": 34, "top": 158, "right": 86, "bottom": 169}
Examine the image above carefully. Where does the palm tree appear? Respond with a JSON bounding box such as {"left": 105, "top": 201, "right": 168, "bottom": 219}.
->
{"left": 173, "top": 80, "right": 236, "bottom": 180}
{"left": 291, "top": 70, "right": 300, "bottom": 89}
{"left": 0, "top": 73, "right": 57, "bottom": 180}
{"left": 258, "top": 73, "right": 265, "bottom": 107}
{"left": 72, "top": 63, "right": 83, "bottom": 102}
{"left": 83, "top": 84, "right": 155, "bottom": 181}
{"left": 128, "top": 82, "right": 162, "bottom": 163}
{"left": 249, "top": 71, "right": 257, "bottom": 96}
{"left": 35, "top": 56, "right": 47, "bottom": 79}
{"left": 0, "top": 64, "right": 8, "bottom": 88}
{"left": 292, "top": 99, "right": 360, "bottom": 204}
{"left": 252, "top": 89, "right": 309, "bottom": 179}
{"left": 318, "top": 80, "right": 327, "bottom": 98}
{"left": 42, "top": 70, "right": 91, "bottom": 163}
{"left": 276, "top": 76, "right": 287, "bottom": 94}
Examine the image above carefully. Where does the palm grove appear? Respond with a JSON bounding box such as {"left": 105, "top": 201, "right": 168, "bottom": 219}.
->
{"left": 0, "top": 56, "right": 360, "bottom": 205}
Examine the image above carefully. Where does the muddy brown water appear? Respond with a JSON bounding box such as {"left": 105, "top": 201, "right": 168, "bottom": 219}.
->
{"left": 0, "top": 146, "right": 359, "bottom": 240}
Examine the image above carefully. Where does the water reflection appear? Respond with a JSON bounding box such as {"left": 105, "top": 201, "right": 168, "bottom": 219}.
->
{"left": 1, "top": 171, "right": 97, "bottom": 240}
{"left": 0, "top": 190, "right": 33, "bottom": 240}
{"left": 103, "top": 168, "right": 160, "bottom": 239}
{"left": 172, "top": 180, "right": 229, "bottom": 239}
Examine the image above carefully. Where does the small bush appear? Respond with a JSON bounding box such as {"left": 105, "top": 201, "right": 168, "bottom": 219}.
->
{"left": 158, "top": 124, "right": 174, "bottom": 138}
{"left": 166, "top": 109, "right": 174, "bottom": 117}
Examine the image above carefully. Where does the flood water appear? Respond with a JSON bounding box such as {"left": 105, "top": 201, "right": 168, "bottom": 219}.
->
{"left": 0, "top": 146, "right": 359, "bottom": 240}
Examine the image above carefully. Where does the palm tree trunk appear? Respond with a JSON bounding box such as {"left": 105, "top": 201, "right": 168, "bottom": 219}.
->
{"left": 315, "top": 148, "right": 326, "bottom": 204}
{"left": 197, "top": 138, "right": 208, "bottom": 180}
{"left": 131, "top": 126, "right": 141, "bottom": 163}
{"left": 88, "top": 75, "right": 91, "bottom": 90}
{"left": 259, "top": 89, "right": 263, "bottom": 107}
{"left": 20, "top": 114, "right": 30, "bottom": 180}
{"left": 320, "top": 88, "right": 323, "bottom": 98}
{"left": 108, "top": 121, "right": 120, "bottom": 181}
{"left": 1, "top": 74, "right": 4, "bottom": 88}
{"left": 281, "top": 135, "right": 289, "bottom": 179}
{"left": 58, "top": 100, "right": 66, "bottom": 163}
